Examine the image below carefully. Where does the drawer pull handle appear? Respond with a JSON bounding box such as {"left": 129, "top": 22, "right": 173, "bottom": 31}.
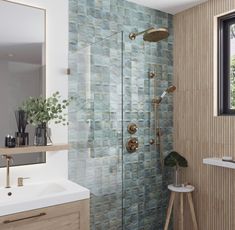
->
{"left": 3, "top": 212, "right": 46, "bottom": 224}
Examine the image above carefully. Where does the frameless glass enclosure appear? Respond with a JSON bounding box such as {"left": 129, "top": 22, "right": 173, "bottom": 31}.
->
{"left": 68, "top": 32, "right": 124, "bottom": 229}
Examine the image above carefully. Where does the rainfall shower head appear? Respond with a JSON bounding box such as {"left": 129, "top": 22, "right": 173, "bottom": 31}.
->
{"left": 152, "top": 85, "right": 176, "bottom": 105}
{"left": 143, "top": 28, "right": 169, "bottom": 42}
{"left": 129, "top": 27, "right": 169, "bottom": 42}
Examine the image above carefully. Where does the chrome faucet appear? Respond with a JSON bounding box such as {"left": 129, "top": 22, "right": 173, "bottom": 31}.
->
{"left": 2, "top": 155, "right": 13, "bottom": 188}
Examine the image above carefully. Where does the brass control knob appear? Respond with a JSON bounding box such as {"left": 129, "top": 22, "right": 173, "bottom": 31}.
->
{"left": 127, "top": 123, "right": 138, "bottom": 134}
{"left": 148, "top": 71, "right": 156, "bottom": 79}
{"left": 149, "top": 139, "right": 155, "bottom": 145}
{"left": 126, "top": 138, "right": 139, "bottom": 153}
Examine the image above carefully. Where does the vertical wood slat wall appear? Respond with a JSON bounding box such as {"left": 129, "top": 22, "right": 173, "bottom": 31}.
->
{"left": 174, "top": 0, "right": 235, "bottom": 229}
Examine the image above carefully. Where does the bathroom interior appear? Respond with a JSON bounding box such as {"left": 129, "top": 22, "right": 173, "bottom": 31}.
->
{"left": 0, "top": 0, "right": 234, "bottom": 229}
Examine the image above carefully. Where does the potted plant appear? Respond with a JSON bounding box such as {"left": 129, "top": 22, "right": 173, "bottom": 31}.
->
{"left": 21, "top": 92, "right": 72, "bottom": 146}
{"left": 164, "top": 151, "right": 188, "bottom": 187}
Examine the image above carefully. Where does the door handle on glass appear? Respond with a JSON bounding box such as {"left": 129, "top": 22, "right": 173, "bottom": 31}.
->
{"left": 126, "top": 138, "right": 139, "bottom": 153}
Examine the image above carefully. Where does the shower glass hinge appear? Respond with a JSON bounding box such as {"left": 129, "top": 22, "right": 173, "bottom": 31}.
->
{"left": 66, "top": 68, "right": 71, "bottom": 75}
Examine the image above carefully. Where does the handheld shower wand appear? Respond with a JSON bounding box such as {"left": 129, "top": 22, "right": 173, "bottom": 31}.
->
{"left": 152, "top": 85, "right": 176, "bottom": 105}
{"left": 152, "top": 85, "right": 176, "bottom": 170}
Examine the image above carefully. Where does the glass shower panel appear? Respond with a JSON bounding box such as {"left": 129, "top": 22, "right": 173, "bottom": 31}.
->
{"left": 68, "top": 32, "right": 123, "bottom": 230}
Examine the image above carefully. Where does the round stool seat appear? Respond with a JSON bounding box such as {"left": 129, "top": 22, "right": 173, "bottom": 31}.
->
{"left": 164, "top": 184, "right": 198, "bottom": 230}
{"left": 168, "top": 184, "right": 195, "bottom": 193}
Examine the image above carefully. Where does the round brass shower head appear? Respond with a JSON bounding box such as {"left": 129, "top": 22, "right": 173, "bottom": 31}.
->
{"left": 143, "top": 28, "right": 169, "bottom": 42}
{"left": 129, "top": 27, "right": 169, "bottom": 42}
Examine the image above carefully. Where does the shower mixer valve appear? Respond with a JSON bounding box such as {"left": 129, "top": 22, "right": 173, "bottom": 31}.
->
{"left": 126, "top": 138, "right": 139, "bottom": 153}
{"left": 127, "top": 123, "right": 138, "bottom": 134}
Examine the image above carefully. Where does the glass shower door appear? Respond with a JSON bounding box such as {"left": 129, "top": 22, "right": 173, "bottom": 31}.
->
{"left": 68, "top": 32, "right": 123, "bottom": 230}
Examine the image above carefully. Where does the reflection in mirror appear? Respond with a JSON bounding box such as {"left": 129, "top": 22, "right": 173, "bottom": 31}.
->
{"left": 0, "top": 1, "right": 46, "bottom": 167}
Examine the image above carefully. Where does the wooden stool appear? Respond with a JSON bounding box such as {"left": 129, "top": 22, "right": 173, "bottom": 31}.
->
{"left": 164, "top": 184, "right": 198, "bottom": 230}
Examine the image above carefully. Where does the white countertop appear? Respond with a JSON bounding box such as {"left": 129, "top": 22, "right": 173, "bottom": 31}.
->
{"left": 0, "top": 179, "right": 90, "bottom": 216}
{"left": 203, "top": 158, "right": 235, "bottom": 169}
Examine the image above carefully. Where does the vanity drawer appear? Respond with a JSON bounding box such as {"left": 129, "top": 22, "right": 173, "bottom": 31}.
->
{"left": 0, "top": 199, "right": 89, "bottom": 230}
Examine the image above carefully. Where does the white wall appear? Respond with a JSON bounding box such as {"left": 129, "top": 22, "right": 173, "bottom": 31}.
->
{"left": 0, "top": 0, "right": 68, "bottom": 187}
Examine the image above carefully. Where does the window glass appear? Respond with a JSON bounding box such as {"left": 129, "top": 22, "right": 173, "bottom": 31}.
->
{"left": 230, "top": 23, "right": 235, "bottom": 109}
{"left": 218, "top": 13, "right": 235, "bottom": 115}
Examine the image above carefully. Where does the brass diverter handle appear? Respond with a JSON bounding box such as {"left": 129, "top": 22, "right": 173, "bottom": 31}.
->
{"left": 127, "top": 123, "right": 138, "bottom": 134}
{"left": 126, "top": 138, "right": 139, "bottom": 153}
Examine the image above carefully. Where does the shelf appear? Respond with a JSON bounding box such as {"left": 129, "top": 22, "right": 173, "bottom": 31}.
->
{"left": 203, "top": 158, "right": 235, "bottom": 169}
{"left": 0, "top": 144, "right": 69, "bottom": 155}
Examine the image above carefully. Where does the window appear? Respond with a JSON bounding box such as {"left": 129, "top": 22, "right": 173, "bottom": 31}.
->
{"left": 218, "top": 12, "right": 235, "bottom": 115}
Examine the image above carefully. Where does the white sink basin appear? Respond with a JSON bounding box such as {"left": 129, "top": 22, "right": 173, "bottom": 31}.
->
{"left": 0, "top": 180, "right": 90, "bottom": 216}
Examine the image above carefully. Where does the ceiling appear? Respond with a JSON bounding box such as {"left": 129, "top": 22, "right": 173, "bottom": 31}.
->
{"left": 127, "top": 0, "right": 208, "bottom": 14}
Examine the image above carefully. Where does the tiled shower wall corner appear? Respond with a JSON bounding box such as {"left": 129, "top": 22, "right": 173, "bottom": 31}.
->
{"left": 68, "top": 0, "right": 173, "bottom": 229}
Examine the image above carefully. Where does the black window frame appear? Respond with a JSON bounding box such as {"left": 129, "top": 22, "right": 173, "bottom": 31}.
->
{"left": 218, "top": 12, "right": 235, "bottom": 115}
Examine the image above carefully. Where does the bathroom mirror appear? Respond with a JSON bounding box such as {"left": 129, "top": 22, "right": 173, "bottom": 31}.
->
{"left": 0, "top": 1, "right": 46, "bottom": 167}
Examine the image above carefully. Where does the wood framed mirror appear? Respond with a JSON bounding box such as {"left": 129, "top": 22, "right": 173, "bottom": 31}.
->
{"left": 0, "top": 0, "right": 46, "bottom": 167}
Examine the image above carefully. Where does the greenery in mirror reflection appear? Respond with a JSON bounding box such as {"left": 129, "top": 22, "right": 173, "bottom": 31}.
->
{"left": 21, "top": 92, "right": 73, "bottom": 126}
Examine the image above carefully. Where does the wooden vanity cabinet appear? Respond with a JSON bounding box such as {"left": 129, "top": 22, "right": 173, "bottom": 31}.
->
{"left": 0, "top": 199, "right": 89, "bottom": 230}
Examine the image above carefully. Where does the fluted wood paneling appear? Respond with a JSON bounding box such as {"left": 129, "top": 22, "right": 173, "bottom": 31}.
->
{"left": 174, "top": 0, "right": 235, "bottom": 229}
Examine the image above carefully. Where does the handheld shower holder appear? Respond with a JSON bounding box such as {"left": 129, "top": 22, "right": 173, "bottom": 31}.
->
{"left": 152, "top": 97, "right": 162, "bottom": 105}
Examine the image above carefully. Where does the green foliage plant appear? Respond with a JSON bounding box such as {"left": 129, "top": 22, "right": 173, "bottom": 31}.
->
{"left": 164, "top": 151, "right": 188, "bottom": 187}
{"left": 164, "top": 151, "right": 188, "bottom": 169}
{"left": 21, "top": 92, "right": 72, "bottom": 126}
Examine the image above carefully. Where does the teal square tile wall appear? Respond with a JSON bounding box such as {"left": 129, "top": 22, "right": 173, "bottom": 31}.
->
{"left": 68, "top": 0, "right": 173, "bottom": 229}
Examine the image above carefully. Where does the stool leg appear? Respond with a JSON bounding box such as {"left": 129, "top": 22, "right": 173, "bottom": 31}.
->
{"left": 179, "top": 193, "right": 184, "bottom": 230}
{"left": 164, "top": 192, "right": 175, "bottom": 230}
{"left": 187, "top": 193, "right": 198, "bottom": 230}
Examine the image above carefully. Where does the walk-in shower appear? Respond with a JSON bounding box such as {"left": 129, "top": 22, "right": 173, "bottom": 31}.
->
{"left": 129, "top": 27, "right": 169, "bottom": 42}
